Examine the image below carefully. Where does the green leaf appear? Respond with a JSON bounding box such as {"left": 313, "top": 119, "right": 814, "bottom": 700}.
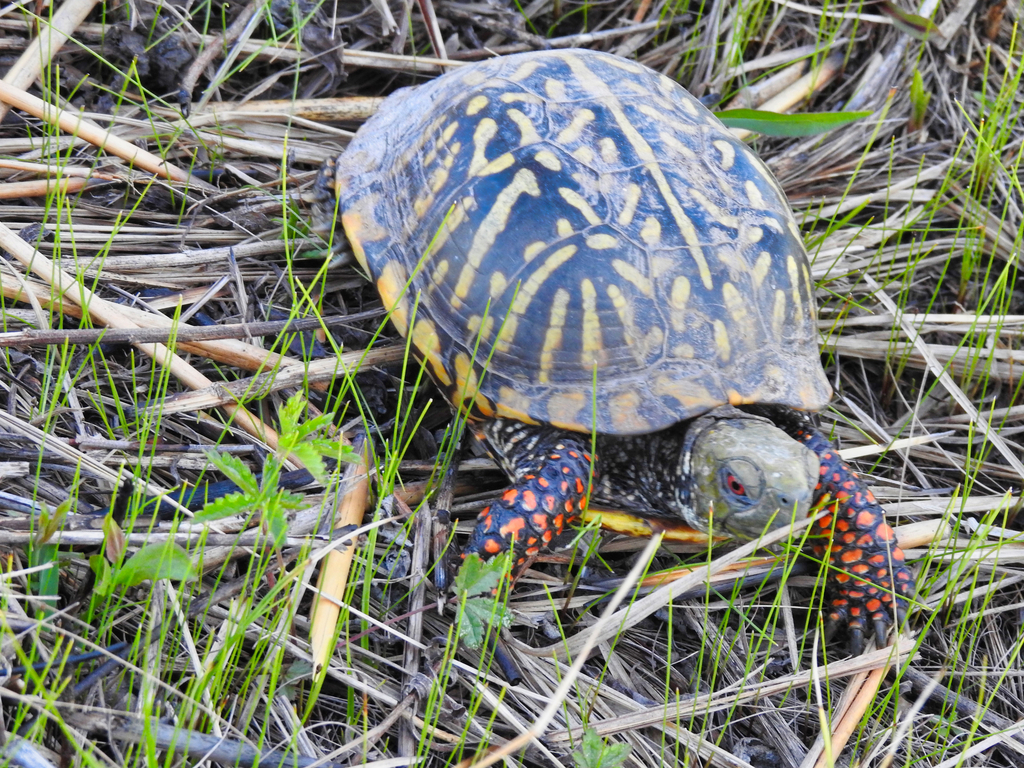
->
{"left": 454, "top": 553, "right": 508, "bottom": 598}
{"left": 909, "top": 68, "right": 931, "bottom": 131}
{"left": 717, "top": 109, "right": 873, "bottom": 136}
{"left": 28, "top": 544, "right": 59, "bottom": 606}
{"left": 278, "top": 393, "right": 306, "bottom": 436}
{"left": 571, "top": 729, "right": 631, "bottom": 768}
{"left": 113, "top": 542, "right": 195, "bottom": 587}
{"left": 103, "top": 513, "right": 126, "bottom": 563}
{"left": 266, "top": 509, "right": 289, "bottom": 549}
{"left": 89, "top": 555, "right": 114, "bottom": 596}
{"left": 459, "top": 597, "right": 511, "bottom": 649}
{"left": 290, "top": 443, "right": 329, "bottom": 484}
{"left": 193, "top": 491, "right": 255, "bottom": 523}
{"left": 295, "top": 412, "right": 335, "bottom": 442}
{"left": 877, "top": 1, "right": 942, "bottom": 41}
{"left": 206, "top": 452, "right": 260, "bottom": 495}
{"left": 277, "top": 490, "right": 307, "bottom": 511}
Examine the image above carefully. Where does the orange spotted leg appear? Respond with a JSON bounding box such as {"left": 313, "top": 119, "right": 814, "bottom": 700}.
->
{"left": 464, "top": 432, "right": 594, "bottom": 575}
{"left": 794, "top": 427, "right": 915, "bottom": 654}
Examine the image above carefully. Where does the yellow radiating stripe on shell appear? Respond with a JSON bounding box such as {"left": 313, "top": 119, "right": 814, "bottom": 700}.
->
{"left": 640, "top": 216, "right": 661, "bottom": 244}
{"left": 545, "top": 78, "right": 566, "bottom": 99}
{"left": 669, "top": 275, "right": 689, "bottom": 332}
{"left": 453, "top": 168, "right": 541, "bottom": 303}
{"left": 611, "top": 259, "right": 652, "bottom": 296}
{"left": 466, "top": 95, "right": 488, "bottom": 116}
{"left": 787, "top": 255, "right": 803, "bottom": 322}
{"left": 468, "top": 118, "right": 498, "bottom": 176}
{"left": 507, "top": 109, "right": 541, "bottom": 146}
{"left": 511, "top": 245, "right": 578, "bottom": 315}
{"left": 534, "top": 150, "right": 562, "bottom": 171}
{"left": 802, "top": 262, "right": 815, "bottom": 318}
{"left": 510, "top": 60, "right": 542, "bottom": 82}
{"left": 454, "top": 352, "right": 480, "bottom": 399}
{"left": 713, "top": 319, "right": 731, "bottom": 362}
{"left": 722, "top": 282, "right": 749, "bottom": 326}
{"left": 573, "top": 146, "right": 595, "bottom": 164}
{"left": 745, "top": 180, "right": 765, "bottom": 208}
{"left": 523, "top": 241, "right": 547, "bottom": 262}
{"left": 412, "top": 318, "right": 451, "bottom": 386}
{"left": 429, "top": 259, "right": 449, "bottom": 290}
{"left": 477, "top": 152, "right": 515, "bottom": 177}
{"left": 467, "top": 313, "right": 495, "bottom": 342}
{"left": 426, "top": 197, "right": 472, "bottom": 256}
{"left": 580, "top": 278, "right": 602, "bottom": 362}
{"left": 657, "top": 130, "right": 697, "bottom": 160}
{"left": 605, "top": 283, "right": 640, "bottom": 350}
{"left": 752, "top": 252, "right": 772, "bottom": 288}
{"left": 670, "top": 276, "right": 690, "bottom": 309}
{"left": 539, "top": 288, "right": 570, "bottom": 383}
{"left": 617, "top": 184, "right": 641, "bottom": 226}
{"left": 772, "top": 289, "right": 787, "bottom": 340}
{"left": 489, "top": 271, "right": 507, "bottom": 298}
{"left": 556, "top": 108, "right": 596, "bottom": 144}
{"left": 689, "top": 188, "right": 739, "bottom": 228}
{"left": 497, "top": 245, "right": 577, "bottom": 353}
{"left": 712, "top": 140, "right": 735, "bottom": 170}
{"left": 586, "top": 234, "right": 618, "bottom": 250}
{"left": 599, "top": 137, "right": 619, "bottom": 164}
{"left": 558, "top": 188, "right": 602, "bottom": 225}
{"left": 375, "top": 260, "right": 411, "bottom": 336}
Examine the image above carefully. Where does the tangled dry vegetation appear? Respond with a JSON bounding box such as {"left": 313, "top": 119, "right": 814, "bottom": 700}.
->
{"left": 0, "top": 0, "right": 1021, "bottom": 766}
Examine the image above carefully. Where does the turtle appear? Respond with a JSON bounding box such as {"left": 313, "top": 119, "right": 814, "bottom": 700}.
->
{"left": 311, "top": 48, "right": 914, "bottom": 653}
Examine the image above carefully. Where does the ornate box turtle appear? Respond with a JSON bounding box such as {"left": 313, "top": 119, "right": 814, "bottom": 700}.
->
{"left": 313, "top": 48, "right": 914, "bottom": 653}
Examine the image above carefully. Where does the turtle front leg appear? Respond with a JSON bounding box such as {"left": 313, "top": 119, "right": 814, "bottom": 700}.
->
{"left": 465, "top": 421, "right": 595, "bottom": 574}
{"left": 794, "top": 425, "right": 915, "bottom": 654}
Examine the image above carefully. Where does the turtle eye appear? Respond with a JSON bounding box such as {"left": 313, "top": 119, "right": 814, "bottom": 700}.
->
{"left": 718, "top": 466, "right": 755, "bottom": 507}
{"left": 726, "top": 474, "right": 746, "bottom": 497}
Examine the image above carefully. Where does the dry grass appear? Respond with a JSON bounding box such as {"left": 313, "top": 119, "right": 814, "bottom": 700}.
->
{"left": 0, "top": 0, "right": 1021, "bottom": 766}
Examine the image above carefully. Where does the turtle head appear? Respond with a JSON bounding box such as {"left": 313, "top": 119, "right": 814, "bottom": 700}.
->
{"left": 682, "top": 415, "right": 819, "bottom": 540}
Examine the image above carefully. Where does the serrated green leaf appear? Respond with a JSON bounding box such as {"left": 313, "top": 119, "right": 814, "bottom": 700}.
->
{"left": 877, "top": 1, "right": 941, "bottom": 40}
{"left": 454, "top": 553, "right": 509, "bottom": 598}
{"left": 290, "top": 444, "right": 328, "bottom": 483}
{"left": 114, "top": 542, "right": 195, "bottom": 587}
{"left": 572, "top": 728, "right": 631, "bottom": 768}
{"left": 193, "top": 492, "right": 255, "bottom": 522}
{"left": 459, "top": 597, "right": 511, "bottom": 649}
{"left": 717, "top": 109, "right": 872, "bottom": 136}
{"left": 295, "top": 412, "right": 335, "bottom": 441}
{"left": 206, "top": 451, "right": 260, "bottom": 495}
{"left": 277, "top": 490, "right": 307, "bottom": 510}
{"left": 278, "top": 394, "right": 306, "bottom": 435}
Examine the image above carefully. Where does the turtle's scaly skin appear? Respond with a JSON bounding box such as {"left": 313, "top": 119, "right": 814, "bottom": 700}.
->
{"left": 794, "top": 425, "right": 914, "bottom": 652}
{"left": 313, "top": 49, "right": 914, "bottom": 650}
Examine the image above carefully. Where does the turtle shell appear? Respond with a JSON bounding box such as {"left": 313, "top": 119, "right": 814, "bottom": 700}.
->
{"left": 323, "top": 49, "right": 831, "bottom": 435}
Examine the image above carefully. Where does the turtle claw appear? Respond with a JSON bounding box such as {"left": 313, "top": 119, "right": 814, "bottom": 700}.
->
{"left": 846, "top": 625, "right": 864, "bottom": 657}
{"left": 873, "top": 617, "right": 890, "bottom": 648}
